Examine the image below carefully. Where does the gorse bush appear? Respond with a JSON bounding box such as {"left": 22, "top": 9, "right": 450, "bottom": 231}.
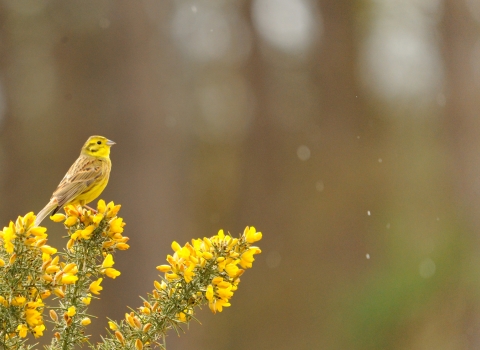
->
{"left": 0, "top": 200, "right": 262, "bottom": 349}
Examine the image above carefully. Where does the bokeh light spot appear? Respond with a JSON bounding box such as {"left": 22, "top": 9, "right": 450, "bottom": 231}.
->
{"left": 296, "top": 145, "right": 311, "bottom": 161}
{"left": 252, "top": 0, "right": 319, "bottom": 53}
{"left": 172, "top": 4, "right": 231, "bottom": 62}
{"left": 315, "top": 180, "right": 324, "bottom": 192}
{"left": 419, "top": 258, "right": 436, "bottom": 278}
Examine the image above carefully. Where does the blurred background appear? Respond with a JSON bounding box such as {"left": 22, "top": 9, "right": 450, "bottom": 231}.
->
{"left": 0, "top": 0, "right": 479, "bottom": 349}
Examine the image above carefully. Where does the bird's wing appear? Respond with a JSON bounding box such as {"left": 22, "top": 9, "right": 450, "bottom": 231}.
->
{"left": 51, "top": 156, "right": 104, "bottom": 206}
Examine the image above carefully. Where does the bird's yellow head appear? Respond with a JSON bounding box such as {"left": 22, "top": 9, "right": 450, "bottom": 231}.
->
{"left": 81, "top": 136, "right": 116, "bottom": 158}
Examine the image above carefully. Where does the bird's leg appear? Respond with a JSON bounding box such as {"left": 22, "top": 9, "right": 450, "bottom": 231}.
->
{"left": 84, "top": 205, "right": 98, "bottom": 214}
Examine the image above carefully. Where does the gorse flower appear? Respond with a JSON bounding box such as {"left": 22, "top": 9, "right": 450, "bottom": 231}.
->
{"left": 89, "top": 278, "right": 104, "bottom": 295}
{"left": 101, "top": 254, "right": 121, "bottom": 279}
{"left": 97, "top": 226, "right": 262, "bottom": 349}
{"left": 0, "top": 212, "right": 53, "bottom": 346}
{"left": 0, "top": 200, "right": 262, "bottom": 350}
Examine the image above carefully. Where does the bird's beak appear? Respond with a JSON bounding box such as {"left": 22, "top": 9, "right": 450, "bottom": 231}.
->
{"left": 106, "top": 139, "right": 116, "bottom": 146}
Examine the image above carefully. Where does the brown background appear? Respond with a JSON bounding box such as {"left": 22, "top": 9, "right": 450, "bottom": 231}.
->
{"left": 1, "top": 0, "right": 480, "bottom": 349}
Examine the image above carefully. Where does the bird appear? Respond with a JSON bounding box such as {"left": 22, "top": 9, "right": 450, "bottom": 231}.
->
{"left": 34, "top": 135, "right": 115, "bottom": 226}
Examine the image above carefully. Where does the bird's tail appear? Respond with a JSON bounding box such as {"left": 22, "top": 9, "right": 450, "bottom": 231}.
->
{"left": 35, "top": 200, "right": 58, "bottom": 226}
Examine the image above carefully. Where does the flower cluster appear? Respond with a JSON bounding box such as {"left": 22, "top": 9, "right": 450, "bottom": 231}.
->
{"left": 100, "top": 226, "right": 262, "bottom": 350}
{"left": 159, "top": 227, "right": 262, "bottom": 313}
{"left": 0, "top": 200, "right": 262, "bottom": 350}
{"left": 0, "top": 213, "right": 52, "bottom": 345}
{"left": 54, "top": 200, "right": 128, "bottom": 252}
{"left": 45, "top": 200, "right": 129, "bottom": 349}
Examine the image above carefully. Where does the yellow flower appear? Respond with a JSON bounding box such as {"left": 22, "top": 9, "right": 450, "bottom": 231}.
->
{"left": 244, "top": 226, "right": 262, "bottom": 243}
{"left": 23, "top": 212, "right": 36, "bottom": 229}
{"left": 0, "top": 259, "right": 4, "bottom": 267}
{"left": 184, "top": 262, "right": 195, "bottom": 283}
{"left": 166, "top": 273, "right": 178, "bottom": 281}
{"left": 106, "top": 202, "right": 121, "bottom": 218}
{"left": 11, "top": 296, "right": 26, "bottom": 306}
{"left": 46, "top": 265, "right": 60, "bottom": 274}
{"left": 97, "top": 199, "right": 106, "bottom": 214}
{"left": 102, "top": 254, "right": 115, "bottom": 268}
{"left": 240, "top": 247, "right": 261, "bottom": 269}
{"left": 116, "top": 242, "right": 130, "bottom": 250}
{"left": 140, "top": 307, "right": 151, "bottom": 315}
{"left": 15, "top": 215, "right": 25, "bottom": 234}
{"left": 61, "top": 274, "right": 79, "bottom": 284}
{"left": 93, "top": 213, "right": 104, "bottom": 225}
{"left": 171, "top": 241, "right": 181, "bottom": 252}
{"left": 50, "top": 213, "right": 66, "bottom": 222}
{"left": 89, "top": 278, "right": 103, "bottom": 295}
{"left": 203, "top": 251, "right": 213, "bottom": 259}
{"left": 33, "top": 324, "right": 45, "bottom": 338}
{"left": 81, "top": 294, "right": 92, "bottom": 305}
{"left": 206, "top": 285, "right": 214, "bottom": 301}
{"left": 3, "top": 222, "right": 16, "bottom": 254}
{"left": 28, "top": 226, "right": 47, "bottom": 237}
{"left": 80, "top": 225, "right": 95, "bottom": 240}
{"left": 125, "top": 313, "right": 138, "bottom": 328}
{"left": 225, "top": 261, "right": 240, "bottom": 278}
{"left": 40, "top": 245, "right": 57, "bottom": 255}
{"left": 34, "top": 237, "right": 47, "bottom": 247}
{"left": 216, "top": 282, "right": 234, "bottom": 300}
{"left": 53, "top": 288, "right": 65, "bottom": 298}
{"left": 64, "top": 216, "right": 79, "bottom": 227}
{"left": 67, "top": 306, "right": 76, "bottom": 317}
{"left": 105, "top": 268, "right": 121, "bottom": 279}
{"left": 51, "top": 255, "right": 60, "bottom": 265}
{"left": 63, "top": 263, "right": 77, "bottom": 274}
{"left": 109, "top": 218, "right": 124, "bottom": 234}
{"left": 25, "top": 308, "right": 43, "bottom": 327}
{"left": 156, "top": 265, "right": 171, "bottom": 272}
{"left": 209, "top": 299, "right": 231, "bottom": 313}
{"left": 81, "top": 317, "right": 91, "bottom": 326}
{"left": 16, "top": 324, "right": 28, "bottom": 338}
{"left": 64, "top": 205, "right": 80, "bottom": 218}
{"left": 177, "top": 246, "right": 190, "bottom": 259}
{"left": 154, "top": 280, "right": 163, "bottom": 291}
{"left": 212, "top": 276, "right": 223, "bottom": 285}
{"left": 108, "top": 321, "right": 118, "bottom": 330}
{"left": 42, "top": 252, "right": 53, "bottom": 262}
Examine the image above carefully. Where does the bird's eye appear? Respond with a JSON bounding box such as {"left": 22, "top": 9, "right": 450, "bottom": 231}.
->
{"left": 97, "top": 141, "right": 102, "bottom": 145}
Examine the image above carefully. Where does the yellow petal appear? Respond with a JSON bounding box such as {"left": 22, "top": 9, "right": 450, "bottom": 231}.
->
{"left": 40, "top": 245, "right": 57, "bottom": 255}
{"left": 156, "top": 265, "right": 171, "bottom": 272}
{"left": 67, "top": 306, "right": 76, "bottom": 317}
{"left": 50, "top": 213, "right": 66, "bottom": 222}
{"left": 171, "top": 241, "right": 181, "bottom": 252}
{"left": 64, "top": 216, "right": 78, "bottom": 227}
{"left": 89, "top": 278, "right": 103, "bottom": 295}
{"left": 61, "top": 274, "right": 79, "bottom": 285}
{"left": 102, "top": 254, "right": 114, "bottom": 268}
{"left": 63, "top": 263, "right": 77, "bottom": 274}
{"left": 81, "top": 317, "right": 91, "bottom": 326}
{"left": 97, "top": 199, "right": 106, "bottom": 214}
{"left": 105, "top": 268, "right": 121, "bottom": 279}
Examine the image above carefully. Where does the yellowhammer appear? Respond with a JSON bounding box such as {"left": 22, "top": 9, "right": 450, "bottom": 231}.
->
{"left": 35, "top": 135, "right": 115, "bottom": 226}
